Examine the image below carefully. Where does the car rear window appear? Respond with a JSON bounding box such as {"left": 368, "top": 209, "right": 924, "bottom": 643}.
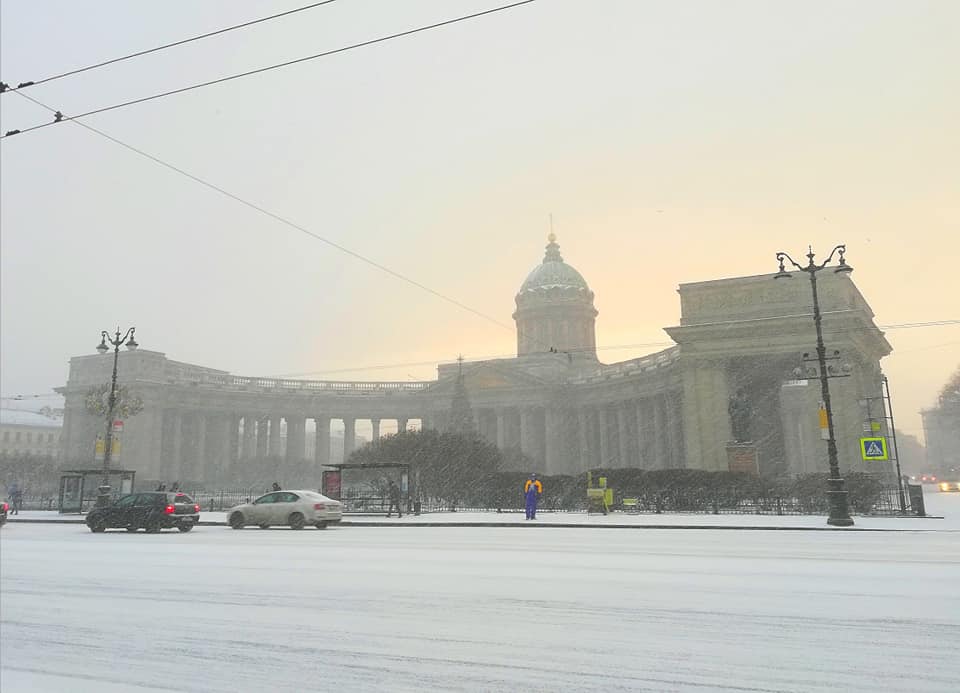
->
{"left": 173, "top": 494, "right": 194, "bottom": 504}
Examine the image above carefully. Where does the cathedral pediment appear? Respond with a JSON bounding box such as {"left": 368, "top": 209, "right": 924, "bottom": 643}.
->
{"left": 427, "top": 359, "right": 550, "bottom": 395}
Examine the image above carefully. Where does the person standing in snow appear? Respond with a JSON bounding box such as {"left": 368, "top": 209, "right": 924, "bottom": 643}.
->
{"left": 8, "top": 482, "right": 23, "bottom": 515}
{"left": 524, "top": 474, "right": 542, "bottom": 520}
{"left": 386, "top": 480, "right": 402, "bottom": 518}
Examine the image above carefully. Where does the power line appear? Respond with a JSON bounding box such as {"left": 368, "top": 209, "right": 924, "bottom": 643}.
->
{"left": 268, "top": 341, "right": 680, "bottom": 378}
{"left": 10, "top": 89, "right": 515, "bottom": 333}
{"left": 0, "top": 0, "right": 341, "bottom": 94}
{"left": 0, "top": 394, "right": 62, "bottom": 401}
{"left": 1, "top": 0, "right": 537, "bottom": 139}
{"left": 267, "top": 322, "right": 960, "bottom": 378}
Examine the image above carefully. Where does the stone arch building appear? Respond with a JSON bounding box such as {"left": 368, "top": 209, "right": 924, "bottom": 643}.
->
{"left": 58, "top": 237, "right": 892, "bottom": 483}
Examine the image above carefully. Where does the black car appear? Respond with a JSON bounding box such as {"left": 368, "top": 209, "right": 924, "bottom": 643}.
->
{"left": 86, "top": 492, "right": 200, "bottom": 533}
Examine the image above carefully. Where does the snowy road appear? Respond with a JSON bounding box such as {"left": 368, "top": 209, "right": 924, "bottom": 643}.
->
{"left": 2, "top": 512, "right": 959, "bottom": 692}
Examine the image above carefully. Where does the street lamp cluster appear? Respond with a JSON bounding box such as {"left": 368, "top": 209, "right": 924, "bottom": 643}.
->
{"left": 95, "top": 326, "right": 138, "bottom": 507}
{"left": 774, "top": 245, "right": 854, "bottom": 527}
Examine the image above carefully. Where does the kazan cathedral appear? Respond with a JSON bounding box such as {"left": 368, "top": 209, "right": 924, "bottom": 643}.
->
{"left": 58, "top": 236, "right": 892, "bottom": 483}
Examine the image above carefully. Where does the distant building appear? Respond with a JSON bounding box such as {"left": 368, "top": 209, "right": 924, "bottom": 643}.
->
{"left": 893, "top": 430, "right": 926, "bottom": 476}
{"left": 0, "top": 407, "right": 63, "bottom": 458}
{"left": 57, "top": 236, "right": 893, "bottom": 482}
{"left": 922, "top": 372, "right": 960, "bottom": 476}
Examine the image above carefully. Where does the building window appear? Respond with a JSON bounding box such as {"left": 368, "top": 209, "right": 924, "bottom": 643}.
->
{"left": 48, "top": 433, "right": 55, "bottom": 443}
{"left": 2, "top": 432, "right": 8, "bottom": 442}
{"left": 26, "top": 432, "right": 33, "bottom": 443}
{"left": 14, "top": 432, "right": 21, "bottom": 442}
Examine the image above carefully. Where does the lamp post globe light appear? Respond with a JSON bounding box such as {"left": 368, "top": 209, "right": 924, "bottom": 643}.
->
{"left": 95, "top": 326, "right": 138, "bottom": 507}
{"left": 774, "top": 245, "right": 855, "bottom": 527}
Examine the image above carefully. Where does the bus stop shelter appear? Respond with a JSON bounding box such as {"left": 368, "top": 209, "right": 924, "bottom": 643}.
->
{"left": 59, "top": 469, "right": 136, "bottom": 514}
{"left": 321, "top": 463, "right": 413, "bottom": 514}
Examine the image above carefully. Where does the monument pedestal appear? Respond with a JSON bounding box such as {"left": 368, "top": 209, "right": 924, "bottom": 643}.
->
{"left": 726, "top": 442, "right": 759, "bottom": 475}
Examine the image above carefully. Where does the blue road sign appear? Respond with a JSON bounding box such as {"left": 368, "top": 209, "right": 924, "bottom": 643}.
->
{"left": 860, "top": 437, "right": 889, "bottom": 461}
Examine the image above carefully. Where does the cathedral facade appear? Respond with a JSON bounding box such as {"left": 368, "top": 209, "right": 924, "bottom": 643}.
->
{"left": 58, "top": 237, "right": 893, "bottom": 483}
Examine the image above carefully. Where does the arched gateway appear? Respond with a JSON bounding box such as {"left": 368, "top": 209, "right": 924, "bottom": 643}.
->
{"left": 58, "top": 237, "right": 891, "bottom": 483}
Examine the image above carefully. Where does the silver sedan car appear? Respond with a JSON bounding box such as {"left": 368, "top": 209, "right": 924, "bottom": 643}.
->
{"left": 227, "top": 490, "right": 342, "bottom": 530}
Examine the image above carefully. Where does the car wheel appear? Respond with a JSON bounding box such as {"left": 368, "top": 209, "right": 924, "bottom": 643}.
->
{"left": 288, "top": 512, "right": 305, "bottom": 530}
{"left": 126, "top": 525, "right": 139, "bottom": 532}
{"left": 258, "top": 524, "right": 270, "bottom": 529}
{"left": 315, "top": 521, "right": 328, "bottom": 530}
{"left": 229, "top": 512, "right": 245, "bottom": 530}
{"left": 177, "top": 523, "right": 194, "bottom": 533}
{"left": 88, "top": 522, "right": 106, "bottom": 533}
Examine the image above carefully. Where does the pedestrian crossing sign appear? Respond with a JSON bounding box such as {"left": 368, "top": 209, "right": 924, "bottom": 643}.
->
{"left": 859, "top": 437, "right": 888, "bottom": 461}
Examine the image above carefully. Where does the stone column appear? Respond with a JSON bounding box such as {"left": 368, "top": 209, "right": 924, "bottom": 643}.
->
{"left": 544, "top": 408, "right": 563, "bottom": 474}
{"left": 667, "top": 391, "right": 684, "bottom": 468}
{"left": 58, "top": 404, "right": 74, "bottom": 464}
{"left": 242, "top": 415, "right": 256, "bottom": 458}
{"left": 227, "top": 414, "right": 240, "bottom": 470}
{"left": 189, "top": 412, "right": 206, "bottom": 483}
{"left": 654, "top": 395, "right": 668, "bottom": 468}
{"left": 634, "top": 401, "right": 646, "bottom": 467}
{"left": 371, "top": 418, "right": 381, "bottom": 446}
{"left": 496, "top": 409, "right": 507, "bottom": 449}
{"left": 202, "top": 414, "right": 220, "bottom": 482}
{"left": 285, "top": 416, "right": 306, "bottom": 461}
{"left": 343, "top": 418, "right": 356, "bottom": 459}
{"left": 170, "top": 411, "right": 183, "bottom": 482}
{"left": 256, "top": 418, "right": 268, "bottom": 457}
{"left": 397, "top": 417, "right": 408, "bottom": 434}
{"left": 577, "top": 408, "right": 590, "bottom": 471}
{"left": 598, "top": 407, "right": 610, "bottom": 467}
{"left": 617, "top": 405, "right": 630, "bottom": 467}
{"left": 145, "top": 406, "right": 164, "bottom": 480}
{"left": 314, "top": 416, "right": 330, "bottom": 467}
{"left": 519, "top": 408, "right": 535, "bottom": 459}
{"left": 268, "top": 416, "right": 282, "bottom": 457}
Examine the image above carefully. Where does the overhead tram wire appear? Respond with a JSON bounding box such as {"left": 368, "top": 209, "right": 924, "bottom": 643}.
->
{"left": 10, "top": 88, "right": 517, "bottom": 335}
{"left": 266, "top": 321, "right": 960, "bottom": 379}
{"left": 1, "top": 0, "right": 537, "bottom": 139}
{"left": 0, "top": 1, "right": 341, "bottom": 95}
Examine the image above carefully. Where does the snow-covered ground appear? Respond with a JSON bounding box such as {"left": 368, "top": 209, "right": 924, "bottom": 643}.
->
{"left": 2, "top": 494, "right": 960, "bottom": 692}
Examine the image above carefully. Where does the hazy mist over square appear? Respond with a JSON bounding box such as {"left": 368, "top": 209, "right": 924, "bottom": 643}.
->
{"left": 1, "top": 0, "right": 957, "bottom": 442}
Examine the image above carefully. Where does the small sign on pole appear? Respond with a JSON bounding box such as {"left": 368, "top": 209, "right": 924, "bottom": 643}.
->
{"left": 860, "top": 437, "right": 889, "bottom": 461}
{"left": 818, "top": 404, "right": 829, "bottom": 440}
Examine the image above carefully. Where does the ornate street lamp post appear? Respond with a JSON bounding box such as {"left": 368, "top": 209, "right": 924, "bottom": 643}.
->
{"left": 95, "top": 326, "right": 138, "bottom": 507}
{"left": 774, "top": 246, "right": 854, "bottom": 527}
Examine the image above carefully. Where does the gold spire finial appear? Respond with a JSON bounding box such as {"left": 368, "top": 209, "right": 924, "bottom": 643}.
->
{"left": 548, "top": 231, "right": 556, "bottom": 243}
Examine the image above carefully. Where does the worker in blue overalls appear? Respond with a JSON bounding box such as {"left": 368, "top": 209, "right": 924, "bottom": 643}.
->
{"left": 524, "top": 474, "right": 543, "bottom": 520}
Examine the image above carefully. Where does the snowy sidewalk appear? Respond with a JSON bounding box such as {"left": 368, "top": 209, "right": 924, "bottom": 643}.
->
{"left": 8, "top": 493, "right": 958, "bottom": 532}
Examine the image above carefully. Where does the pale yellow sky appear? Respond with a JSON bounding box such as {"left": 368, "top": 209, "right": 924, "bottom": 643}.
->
{"left": 2, "top": 0, "right": 957, "bottom": 442}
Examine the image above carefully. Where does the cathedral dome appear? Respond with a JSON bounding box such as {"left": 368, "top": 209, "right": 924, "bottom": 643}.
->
{"left": 513, "top": 235, "right": 598, "bottom": 360}
{"left": 517, "top": 234, "right": 592, "bottom": 297}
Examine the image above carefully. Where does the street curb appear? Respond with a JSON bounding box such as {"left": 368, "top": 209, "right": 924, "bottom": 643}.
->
{"left": 4, "top": 517, "right": 947, "bottom": 532}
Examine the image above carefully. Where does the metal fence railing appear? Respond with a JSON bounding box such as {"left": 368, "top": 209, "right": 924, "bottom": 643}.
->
{"left": 8, "top": 483, "right": 923, "bottom": 517}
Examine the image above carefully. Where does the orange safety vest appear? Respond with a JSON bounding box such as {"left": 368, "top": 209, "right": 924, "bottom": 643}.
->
{"left": 524, "top": 479, "right": 543, "bottom": 494}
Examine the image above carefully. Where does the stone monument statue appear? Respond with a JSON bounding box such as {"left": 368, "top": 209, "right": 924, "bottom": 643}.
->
{"left": 728, "top": 388, "right": 753, "bottom": 443}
